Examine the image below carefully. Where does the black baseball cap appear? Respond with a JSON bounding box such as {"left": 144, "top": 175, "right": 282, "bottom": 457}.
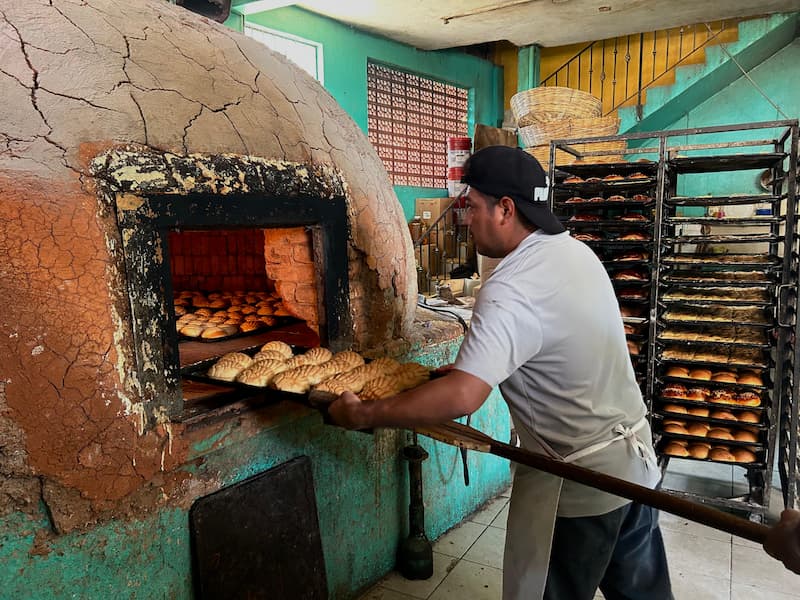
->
{"left": 461, "top": 146, "right": 565, "bottom": 234}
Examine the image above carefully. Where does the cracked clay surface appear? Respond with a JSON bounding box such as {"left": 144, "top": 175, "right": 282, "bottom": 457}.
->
{"left": 0, "top": 0, "right": 416, "bottom": 531}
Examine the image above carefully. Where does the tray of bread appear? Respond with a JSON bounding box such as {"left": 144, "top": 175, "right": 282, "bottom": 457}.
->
{"left": 661, "top": 233, "right": 781, "bottom": 245}
{"left": 661, "top": 306, "right": 771, "bottom": 327}
{"left": 564, "top": 216, "right": 653, "bottom": 228}
{"left": 658, "top": 399, "right": 765, "bottom": 423}
{"left": 660, "top": 364, "right": 768, "bottom": 390}
{"left": 654, "top": 408, "right": 767, "bottom": 431}
{"left": 174, "top": 290, "right": 299, "bottom": 342}
{"left": 659, "top": 287, "right": 772, "bottom": 306}
{"left": 555, "top": 194, "right": 654, "bottom": 208}
{"left": 183, "top": 342, "right": 432, "bottom": 402}
{"left": 664, "top": 193, "right": 783, "bottom": 207}
{"left": 658, "top": 438, "right": 763, "bottom": 466}
{"left": 656, "top": 421, "right": 764, "bottom": 450}
{"left": 557, "top": 173, "right": 654, "bottom": 190}
{"left": 657, "top": 326, "right": 770, "bottom": 349}
{"left": 659, "top": 346, "right": 769, "bottom": 370}
{"left": 664, "top": 215, "right": 781, "bottom": 225}
{"left": 661, "top": 254, "right": 781, "bottom": 268}
{"left": 658, "top": 385, "right": 766, "bottom": 411}
{"left": 660, "top": 270, "right": 774, "bottom": 287}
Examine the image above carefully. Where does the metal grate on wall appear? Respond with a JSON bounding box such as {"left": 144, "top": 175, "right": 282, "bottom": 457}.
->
{"left": 367, "top": 62, "right": 469, "bottom": 188}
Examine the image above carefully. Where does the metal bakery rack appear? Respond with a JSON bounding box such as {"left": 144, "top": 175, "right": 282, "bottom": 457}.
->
{"left": 547, "top": 120, "right": 799, "bottom": 522}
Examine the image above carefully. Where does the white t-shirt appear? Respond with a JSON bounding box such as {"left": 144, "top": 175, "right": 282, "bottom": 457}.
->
{"left": 454, "top": 230, "right": 660, "bottom": 517}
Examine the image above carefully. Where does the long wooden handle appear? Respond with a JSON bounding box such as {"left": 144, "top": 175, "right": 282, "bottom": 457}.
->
{"left": 415, "top": 421, "right": 770, "bottom": 545}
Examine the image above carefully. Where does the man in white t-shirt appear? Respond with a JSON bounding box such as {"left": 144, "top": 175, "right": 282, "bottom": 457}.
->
{"left": 329, "top": 146, "right": 672, "bottom": 600}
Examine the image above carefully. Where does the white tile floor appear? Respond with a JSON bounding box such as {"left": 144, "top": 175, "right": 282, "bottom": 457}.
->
{"left": 358, "top": 461, "right": 800, "bottom": 600}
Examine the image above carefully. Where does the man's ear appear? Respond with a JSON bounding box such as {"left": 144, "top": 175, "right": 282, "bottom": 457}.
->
{"left": 498, "top": 196, "right": 516, "bottom": 220}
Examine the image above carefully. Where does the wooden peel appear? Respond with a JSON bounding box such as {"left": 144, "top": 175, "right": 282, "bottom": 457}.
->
{"left": 414, "top": 420, "right": 770, "bottom": 545}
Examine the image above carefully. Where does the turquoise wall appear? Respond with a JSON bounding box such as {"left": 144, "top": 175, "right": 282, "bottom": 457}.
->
{"left": 235, "top": 5, "right": 504, "bottom": 219}
{"left": 0, "top": 337, "right": 511, "bottom": 599}
{"left": 657, "top": 39, "right": 800, "bottom": 198}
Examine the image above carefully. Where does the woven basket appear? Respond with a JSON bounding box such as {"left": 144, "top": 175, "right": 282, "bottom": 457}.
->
{"left": 519, "top": 116, "right": 620, "bottom": 148}
{"left": 511, "top": 87, "right": 602, "bottom": 126}
{"left": 525, "top": 139, "right": 628, "bottom": 169}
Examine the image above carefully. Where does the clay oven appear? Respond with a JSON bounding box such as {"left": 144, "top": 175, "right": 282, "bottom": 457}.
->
{"left": 0, "top": 0, "right": 417, "bottom": 528}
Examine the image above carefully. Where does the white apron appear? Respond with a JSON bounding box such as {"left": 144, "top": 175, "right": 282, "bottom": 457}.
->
{"left": 502, "top": 417, "right": 658, "bottom": 600}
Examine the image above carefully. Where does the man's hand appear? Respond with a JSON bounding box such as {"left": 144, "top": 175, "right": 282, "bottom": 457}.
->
{"left": 764, "top": 509, "right": 800, "bottom": 575}
{"left": 327, "top": 391, "right": 369, "bottom": 430}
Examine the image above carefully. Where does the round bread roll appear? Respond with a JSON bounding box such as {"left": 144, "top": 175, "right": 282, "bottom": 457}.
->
{"left": 709, "top": 448, "right": 736, "bottom": 462}
{"left": 663, "top": 442, "right": 690, "bottom": 457}
{"left": 737, "top": 372, "right": 763, "bottom": 386}
{"left": 733, "top": 429, "right": 758, "bottom": 443}
{"left": 736, "top": 391, "right": 761, "bottom": 407}
{"left": 710, "top": 410, "right": 737, "bottom": 422}
{"left": 687, "top": 423, "right": 709, "bottom": 437}
{"left": 686, "top": 387, "right": 709, "bottom": 401}
{"left": 662, "top": 403, "right": 688, "bottom": 414}
{"left": 707, "top": 428, "right": 734, "bottom": 441}
{"left": 737, "top": 411, "right": 760, "bottom": 424}
{"left": 662, "top": 419, "right": 686, "bottom": 427}
{"left": 663, "top": 384, "right": 687, "bottom": 398}
{"left": 689, "top": 369, "right": 712, "bottom": 381}
{"left": 688, "top": 444, "right": 710, "bottom": 459}
{"left": 709, "top": 389, "right": 734, "bottom": 404}
{"left": 732, "top": 448, "right": 757, "bottom": 463}
{"left": 664, "top": 423, "right": 689, "bottom": 435}
{"left": 687, "top": 407, "right": 710, "bottom": 417}
{"left": 180, "top": 324, "right": 205, "bottom": 338}
{"left": 711, "top": 371, "right": 737, "bottom": 383}
{"left": 666, "top": 366, "right": 690, "bottom": 378}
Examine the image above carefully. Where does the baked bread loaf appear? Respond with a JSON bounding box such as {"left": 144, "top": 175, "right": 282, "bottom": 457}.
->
{"left": 663, "top": 442, "right": 690, "bottom": 457}
{"left": 564, "top": 176, "right": 584, "bottom": 183}
{"left": 666, "top": 366, "right": 690, "bottom": 378}
{"left": 707, "top": 428, "right": 734, "bottom": 441}
{"left": 689, "top": 368, "right": 712, "bottom": 381}
{"left": 272, "top": 364, "right": 331, "bottom": 393}
{"left": 735, "top": 391, "right": 761, "bottom": 407}
{"left": 260, "top": 341, "right": 294, "bottom": 359}
{"left": 326, "top": 350, "right": 365, "bottom": 373}
{"left": 686, "top": 387, "right": 709, "bottom": 401}
{"left": 360, "top": 375, "right": 403, "bottom": 400}
{"left": 369, "top": 357, "right": 403, "bottom": 376}
{"left": 301, "top": 347, "right": 334, "bottom": 365}
{"left": 236, "top": 359, "right": 290, "bottom": 387}
{"left": 688, "top": 444, "right": 710, "bottom": 459}
{"left": 395, "top": 362, "right": 431, "bottom": 391}
{"left": 733, "top": 429, "right": 758, "bottom": 443}
{"left": 207, "top": 352, "right": 254, "bottom": 381}
{"left": 711, "top": 371, "right": 737, "bottom": 383}
{"left": 253, "top": 349, "right": 289, "bottom": 362}
{"left": 315, "top": 368, "right": 370, "bottom": 394}
{"left": 710, "top": 410, "right": 737, "bottom": 422}
{"left": 709, "top": 448, "right": 736, "bottom": 462}
{"left": 732, "top": 448, "right": 757, "bottom": 463}
{"left": 662, "top": 403, "right": 688, "bottom": 414}
{"left": 687, "top": 407, "right": 709, "bottom": 417}
{"left": 662, "top": 384, "right": 687, "bottom": 398}
{"left": 737, "top": 411, "right": 760, "bottom": 424}
{"left": 687, "top": 423, "right": 710, "bottom": 437}
{"left": 737, "top": 371, "right": 763, "bottom": 386}
{"left": 663, "top": 423, "right": 688, "bottom": 435}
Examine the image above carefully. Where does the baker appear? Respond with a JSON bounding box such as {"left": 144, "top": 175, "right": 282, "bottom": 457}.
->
{"left": 329, "top": 146, "right": 672, "bottom": 599}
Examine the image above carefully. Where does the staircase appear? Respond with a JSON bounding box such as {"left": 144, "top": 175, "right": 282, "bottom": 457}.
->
{"left": 538, "top": 13, "right": 798, "bottom": 140}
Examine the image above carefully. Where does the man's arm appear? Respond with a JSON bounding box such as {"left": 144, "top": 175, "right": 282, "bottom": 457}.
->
{"left": 328, "top": 369, "right": 492, "bottom": 430}
{"left": 764, "top": 509, "right": 800, "bottom": 574}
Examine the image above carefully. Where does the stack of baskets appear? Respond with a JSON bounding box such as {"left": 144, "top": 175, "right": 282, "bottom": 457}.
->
{"left": 510, "top": 87, "right": 626, "bottom": 169}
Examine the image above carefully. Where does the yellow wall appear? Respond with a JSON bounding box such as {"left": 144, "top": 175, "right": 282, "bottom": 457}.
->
{"left": 538, "top": 19, "right": 744, "bottom": 115}
{"left": 491, "top": 40, "right": 519, "bottom": 111}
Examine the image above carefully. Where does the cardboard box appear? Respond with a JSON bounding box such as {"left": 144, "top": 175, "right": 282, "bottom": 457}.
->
{"left": 415, "top": 198, "right": 454, "bottom": 230}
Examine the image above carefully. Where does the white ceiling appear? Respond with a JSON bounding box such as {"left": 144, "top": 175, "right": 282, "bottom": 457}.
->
{"left": 263, "top": 0, "right": 800, "bottom": 50}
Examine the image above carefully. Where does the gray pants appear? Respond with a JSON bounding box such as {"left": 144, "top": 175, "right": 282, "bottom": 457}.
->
{"left": 544, "top": 502, "right": 673, "bottom": 600}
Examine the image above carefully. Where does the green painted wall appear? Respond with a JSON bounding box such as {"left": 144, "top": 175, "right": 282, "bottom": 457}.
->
{"left": 661, "top": 38, "right": 800, "bottom": 198}
{"left": 0, "top": 337, "right": 511, "bottom": 599}
{"left": 235, "top": 5, "right": 504, "bottom": 219}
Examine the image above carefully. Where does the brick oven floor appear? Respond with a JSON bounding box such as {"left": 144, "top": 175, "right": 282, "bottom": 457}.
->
{"left": 357, "top": 460, "right": 796, "bottom": 600}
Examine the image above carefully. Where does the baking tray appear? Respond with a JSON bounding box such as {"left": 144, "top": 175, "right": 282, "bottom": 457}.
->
{"left": 658, "top": 355, "right": 770, "bottom": 371}
{"left": 653, "top": 408, "right": 768, "bottom": 430}
{"left": 554, "top": 199, "right": 654, "bottom": 209}
{"left": 656, "top": 446, "right": 766, "bottom": 468}
{"left": 661, "top": 254, "right": 781, "bottom": 268}
{"left": 664, "top": 216, "right": 781, "bottom": 225}
{"left": 564, "top": 219, "right": 652, "bottom": 228}
{"left": 658, "top": 296, "right": 773, "bottom": 308}
{"left": 660, "top": 273, "right": 774, "bottom": 287}
{"left": 555, "top": 178, "right": 655, "bottom": 191}
{"left": 659, "top": 372, "right": 770, "bottom": 392}
{"left": 177, "top": 317, "right": 299, "bottom": 343}
{"left": 657, "top": 394, "right": 768, "bottom": 415}
{"left": 668, "top": 153, "right": 786, "bottom": 173}
{"left": 557, "top": 162, "right": 658, "bottom": 178}
{"left": 660, "top": 307, "right": 771, "bottom": 328}
{"left": 622, "top": 316, "right": 649, "bottom": 326}
{"left": 656, "top": 336, "right": 770, "bottom": 350}
{"left": 580, "top": 239, "right": 653, "bottom": 248}
{"left": 655, "top": 427, "right": 766, "bottom": 451}
{"left": 665, "top": 194, "right": 783, "bottom": 207}
{"left": 661, "top": 234, "right": 781, "bottom": 244}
